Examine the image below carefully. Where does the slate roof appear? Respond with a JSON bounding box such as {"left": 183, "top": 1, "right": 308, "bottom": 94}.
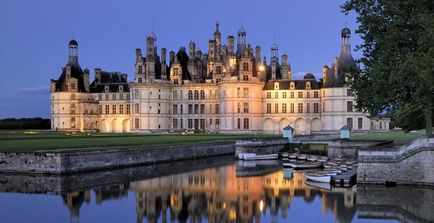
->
{"left": 52, "top": 56, "right": 87, "bottom": 92}
{"left": 263, "top": 78, "right": 322, "bottom": 90}
{"left": 89, "top": 71, "right": 129, "bottom": 93}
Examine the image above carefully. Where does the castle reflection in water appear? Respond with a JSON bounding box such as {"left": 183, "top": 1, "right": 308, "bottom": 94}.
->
{"left": 62, "top": 165, "right": 356, "bottom": 223}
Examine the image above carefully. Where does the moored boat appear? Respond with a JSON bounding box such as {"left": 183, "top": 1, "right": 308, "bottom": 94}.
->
{"left": 305, "top": 180, "right": 332, "bottom": 190}
{"left": 281, "top": 152, "right": 289, "bottom": 158}
{"left": 238, "top": 153, "right": 279, "bottom": 160}
{"left": 307, "top": 156, "right": 317, "bottom": 162}
{"left": 317, "top": 156, "right": 328, "bottom": 162}
{"left": 297, "top": 155, "right": 307, "bottom": 160}
{"left": 289, "top": 153, "right": 298, "bottom": 159}
{"left": 283, "top": 161, "right": 322, "bottom": 169}
{"left": 305, "top": 173, "right": 332, "bottom": 183}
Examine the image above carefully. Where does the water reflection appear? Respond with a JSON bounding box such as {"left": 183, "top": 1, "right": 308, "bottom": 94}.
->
{"left": 60, "top": 164, "right": 357, "bottom": 223}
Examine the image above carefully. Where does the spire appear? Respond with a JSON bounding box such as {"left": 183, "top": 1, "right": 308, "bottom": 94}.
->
{"left": 213, "top": 21, "right": 221, "bottom": 45}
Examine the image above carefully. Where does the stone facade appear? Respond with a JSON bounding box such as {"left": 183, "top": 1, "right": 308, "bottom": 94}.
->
{"left": 50, "top": 24, "right": 389, "bottom": 134}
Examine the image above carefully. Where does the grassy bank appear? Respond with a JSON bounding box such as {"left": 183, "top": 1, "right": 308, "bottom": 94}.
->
{"left": 0, "top": 131, "right": 278, "bottom": 152}
{"left": 351, "top": 130, "right": 425, "bottom": 145}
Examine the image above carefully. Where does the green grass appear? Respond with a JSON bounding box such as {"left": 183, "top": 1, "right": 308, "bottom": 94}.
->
{"left": 351, "top": 130, "right": 425, "bottom": 145}
{"left": 0, "top": 131, "right": 278, "bottom": 152}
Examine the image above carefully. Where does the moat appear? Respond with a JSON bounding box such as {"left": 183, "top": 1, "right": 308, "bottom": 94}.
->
{"left": 0, "top": 156, "right": 432, "bottom": 223}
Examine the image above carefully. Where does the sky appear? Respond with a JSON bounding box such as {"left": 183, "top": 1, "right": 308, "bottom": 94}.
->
{"left": 0, "top": 0, "right": 361, "bottom": 118}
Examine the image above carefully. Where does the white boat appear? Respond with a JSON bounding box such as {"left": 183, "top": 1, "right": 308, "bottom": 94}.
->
{"left": 305, "top": 173, "right": 332, "bottom": 183}
{"left": 317, "top": 156, "right": 328, "bottom": 162}
{"left": 237, "top": 152, "right": 279, "bottom": 160}
{"left": 305, "top": 180, "right": 332, "bottom": 190}
{"left": 297, "top": 155, "right": 307, "bottom": 160}
{"left": 324, "top": 168, "right": 342, "bottom": 174}
{"left": 307, "top": 156, "right": 317, "bottom": 162}
{"left": 283, "top": 161, "right": 322, "bottom": 169}
{"left": 281, "top": 152, "right": 289, "bottom": 158}
{"left": 289, "top": 153, "right": 298, "bottom": 159}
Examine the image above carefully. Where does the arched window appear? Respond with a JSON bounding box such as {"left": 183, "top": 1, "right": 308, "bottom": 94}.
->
{"left": 194, "top": 90, "right": 199, "bottom": 100}
{"left": 290, "top": 82, "right": 295, "bottom": 90}
{"left": 188, "top": 90, "right": 193, "bottom": 100}
{"left": 200, "top": 90, "right": 205, "bottom": 100}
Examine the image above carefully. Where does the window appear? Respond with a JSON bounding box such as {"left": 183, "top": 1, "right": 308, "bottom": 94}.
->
{"left": 298, "top": 92, "right": 303, "bottom": 98}
{"left": 105, "top": 94, "right": 109, "bottom": 100}
{"left": 243, "top": 102, "right": 249, "bottom": 113}
{"left": 134, "top": 118, "right": 139, "bottom": 129}
{"left": 174, "top": 79, "right": 179, "bottom": 84}
{"left": 98, "top": 105, "right": 102, "bottom": 114}
{"left": 194, "top": 104, "right": 199, "bottom": 114}
{"left": 347, "top": 89, "right": 353, "bottom": 96}
{"left": 138, "top": 78, "right": 142, "bottom": 83}
{"left": 307, "top": 103, "right": 311, "bottom": 113}
{"left": 105, "top": 105, "right": 109, "bottom": 114}
{"left": 243, "top": 88, "right": 249, "bottom": 98}
{"left": 347, "top": 118, "right": 353, "bottom": 130}
{"left": 237, "top": 118, "right": 241, "bottom": 129}
{"left": 188, "top": 119, "right": 193, "bottom": 129}
{"left": 216, "top": 119, "right": 220, "bottom": 128}
{"left": 180, "top": 104, "right": 183, "bottom": 114}
{"left": 275, "top": 103, "right": 279, "bottom": 113}
{"left": 275, "top": 92, "right": 279, "bottom": 99}
{"left": 112, "top": 105, "right": 117, "bottom": 114}
{"left": 134, "top": 103, "right": 139, "bottom": 113}
{"left": 98, "top": 94, "right": 102, "bottom": 100}
{"left": 200, "top": 104, "right": 205, "bottom": 114}
{"left": 290, "top": 92, "right": 294, "bottom": 98}
{"left": 306, "top": 82, "right": 311, "bottom": 89}
{"left": 266, "top": 92, "right": 271, "bottom": 99}
{"left": 194, "top": 90, "right": 199, "bottom": 100}
{"left": 243, "top": 62, "right": 249, "bottom": 71}
{"left": 200, "top": 119, "right": 205, "bottom": 129}
{"left": 71, "top": 94, "right": 75, "bottom": 100}
{"left": 216, "top": 66, "right": 222, "bottom": 74}
{"left": 283, "top": 92, "right": 287, "bottom": 99}
{"left": 290, "top": 103, "right": 295, "bottom": 113}
{"left": 126, "top": 94, "right": 130, "bottom": 100}
{"left": 188, "top": 104, "right": 193, "bottom": 114}
{"left": 314, "top": 103, "right": 319, "bottom": 113}
{"left": 173, "top": 104, "right": 178, "bottom": 114}
{"left": 298, "top": 103, "right": 303, "bottom": 113}
{"left": 237, "top": 102, "right": 241, "bottom": 113}
{"left": 126, "top": 104, "right": 131, "bottom": 114}
{"left": 274, "top": 82, "right": 279, "bottom": 90}
{"left": 134, "top": 89, "right": 139, "bottom": 99}
{"left": 215, "top": 104, "right": 219, "bottom": 114}
{"left": 173, "top": 68, "right": 179, "bottom": 76}
{"left": 71, "top": 83, "right": 76, "bottom": 90}
{"left": 243, "top": 118, "right": 249, "bottom": 129}
{"left": 358, "top": 118, "right": 363, "bottom": 129}
{"left": 138, "top": 65, "right": 143, "bottom": 74}
{"left": 173, "top": 119, "right": 178, "bottom": 129}
{"left": 119, "top": 105, "right": 124, "bottom": 114}
{"left": 119, "top": 94, "right": 124, "bottom": 100}
{"left": 314, "top": 91, "right": 319, "bottom": 98}
{"left": 188, "top": 90, "right": 193, "bottom": 100}
{"left": 347, "top": 101, "right": 353, "bottom": 112}
{"left": 307, "top": 92, "right": 310, "bottom": 98}
{"left": 172, "top": 91, "right": 178, "bottom": 100}
{"left": 323, "top": 102, "right": 325, "bottom": 112}
{"left": 200, "top": 90, "right": 205, "bottom": 100}
{"left": 112, "top": 94, "right": 116, "bottom": 100}
{"left": 282, "top": 103, "right": 287, "bottom": 113}
{"left": 266, "top": 103, "right": 271, "bottom": 114}
{"left": 243, "top": 75, "right": 249, "bottom": 81}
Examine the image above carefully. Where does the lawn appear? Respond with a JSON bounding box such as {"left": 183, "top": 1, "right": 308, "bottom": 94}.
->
{"left": 0, "top": 131, "right": 278, "bottom": 152}
{"left": 351, "top": 130, "right": 425, "bottom": 145}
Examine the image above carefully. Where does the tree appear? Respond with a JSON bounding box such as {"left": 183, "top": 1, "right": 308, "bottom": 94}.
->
{"left": 342, "top": 0, "right": 434, "bottom": 136}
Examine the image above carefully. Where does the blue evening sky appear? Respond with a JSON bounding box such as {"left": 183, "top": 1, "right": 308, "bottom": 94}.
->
{"left": 0, "top": 0, "right": 360, "bottom": 118}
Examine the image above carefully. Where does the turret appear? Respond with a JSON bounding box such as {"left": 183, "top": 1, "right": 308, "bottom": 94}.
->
{"left": 236, "top": 26, "right": 247, "bottom": 56}
{"left": 169, "top": 51, "right": 175, "bottom": 65}
{"left": 146, "top": 32, "right": 156, "bottom": 60}
{"left": 68, "top": 39, "right": 78, "bottom": 64}
{"left": 189, "top": 41, "right": 196, "bottom": 58}
{"left": 161, "top": 48, "right": 167, "bottom": 79}
{"left": 135, "top": 48, "right": 142, "bottom": 63}
{"left": 281, "top": 54, "right": 290, "bottom": 79}
{"left": 255, "top": 46, "right": 261, "bottom": 65}
{"left": 83, "top": 68, "right": 90, "bottom": 91}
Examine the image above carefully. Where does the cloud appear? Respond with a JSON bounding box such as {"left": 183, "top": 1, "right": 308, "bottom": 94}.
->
{"left": 15, "top": 85, "right": 49, "bottom": 96}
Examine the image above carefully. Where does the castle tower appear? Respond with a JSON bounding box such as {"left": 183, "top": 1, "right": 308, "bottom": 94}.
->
{"left": 68, "top": 39, "right": 78, "bottom": 64}
{"left": 213, "top": 22, "right": 221, "bottom": 46}
{"left": 227, "top": 35, "right": 234, "bottom": 55}
{"left": 189, "top": 41, "right": 196, "bottom": 58}
{"left": 271, "top": 43, "right": 279, "bottom": 80}
{"left": 281, "top": 54, "right": 290, "bottom": 79}
{"left": 236, "top": 26, "right": 247, "bottom": 56}
{"left": 161, "top": 48, "right": 167, "bottom": 79}
{"left": 145, "top": 32, "right": 157, "bottom": 82}
{"left": 255, "top": 46, "right": 261, "bottom": 65}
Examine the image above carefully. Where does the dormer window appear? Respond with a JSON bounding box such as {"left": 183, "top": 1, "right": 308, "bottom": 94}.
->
{"left": 119, "top": 85, "right": 124, "bottom": 92}
{"left": 290, "top": 82, "right": 295, "bottom": 90}
{"left": 306, "top": 81, "right": 311, "bottom": 89}
{"left": 274, "top": 82, "right": 279, "bottom": 90}
{"left": 105, "top": 86, "right": 109, "bottom": 93}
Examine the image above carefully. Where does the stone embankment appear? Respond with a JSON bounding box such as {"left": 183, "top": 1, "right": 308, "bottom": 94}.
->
{"left": 357, "top": 137, "right": 434, "bottom": 186}
{"left": 0, "top": 142, "right": 235, "bottom": 174}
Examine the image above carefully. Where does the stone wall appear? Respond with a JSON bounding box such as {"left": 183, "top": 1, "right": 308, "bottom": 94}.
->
{"left": 327, "top": 139, "right": 393, "bottom": 158}
{"left": 357, "top": 185, "right": 434, "bottom": 223}
{"left": 0, "top": 142, "right": 235, "bottom": 174}
{"left": 357, "top": 137, "right": 434, "bottom": 186}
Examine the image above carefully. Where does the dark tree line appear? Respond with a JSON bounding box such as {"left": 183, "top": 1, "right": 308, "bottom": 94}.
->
{"left": 342, "top": 0, "right": 434, "bottom": 136}
{"left": 0, "top": 118, "right": 50, "bottom": 129}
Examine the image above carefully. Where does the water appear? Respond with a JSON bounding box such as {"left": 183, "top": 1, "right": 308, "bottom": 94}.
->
{"left": 0, "top": 156, "right": 432, "bottom": 223}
